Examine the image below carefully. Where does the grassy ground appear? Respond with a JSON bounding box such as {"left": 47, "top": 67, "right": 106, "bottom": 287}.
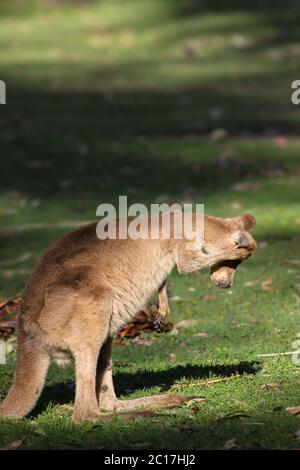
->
{"left": 1, "top": 0, "right": 300, "bottom": 449}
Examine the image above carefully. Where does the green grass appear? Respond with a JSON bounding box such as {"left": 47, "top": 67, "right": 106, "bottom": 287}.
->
{"left": 1, "top": 0, "right": 300, "bottom": 449}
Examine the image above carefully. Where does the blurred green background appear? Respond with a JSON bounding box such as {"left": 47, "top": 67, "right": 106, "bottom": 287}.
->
{"left": 1, "top": 0, "right": 300, "bottom": 450}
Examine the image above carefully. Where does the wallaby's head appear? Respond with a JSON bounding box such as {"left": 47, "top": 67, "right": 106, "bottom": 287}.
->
{"left": 207, "top": 213, "right": 257, "bottom": 289}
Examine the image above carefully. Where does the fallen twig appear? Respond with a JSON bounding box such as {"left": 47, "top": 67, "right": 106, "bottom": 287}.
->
{"left": 257, "top": 351, "right": 300, "bottom": 358}
{"left": 0, "top": 297, "right": 21, "bottom": 338}
{"left": 171, "top": 374, "right": 242, "bottom": 390}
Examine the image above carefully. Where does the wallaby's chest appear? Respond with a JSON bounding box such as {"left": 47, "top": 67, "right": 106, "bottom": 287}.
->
{"left": 109, "top": 252, "right": 174, "bottom": 334}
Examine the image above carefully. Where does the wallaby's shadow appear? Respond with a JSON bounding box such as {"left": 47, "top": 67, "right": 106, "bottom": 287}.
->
{"left": 32, "top": 361, "right": 260, "bottom": 417}
{"left": 114, "top": 361, "right": 260, "bottom": 395}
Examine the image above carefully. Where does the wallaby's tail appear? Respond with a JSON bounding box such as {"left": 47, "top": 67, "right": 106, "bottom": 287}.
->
{"left": 0, "top": 330, "right": 50, "bottom": 419}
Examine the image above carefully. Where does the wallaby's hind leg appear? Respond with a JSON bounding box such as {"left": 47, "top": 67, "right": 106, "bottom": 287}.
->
{"left": 96, "top": 337, "right": 117, "bottom": 410}
{"left": 72, "top": 346, "right": 102, "bottom": 422}
{"left": 0, "top": 329, "right": 50, "bottom": 419}
{"left": 96, "top": 335, "right": 193, "bottom": 413}
{"left": 68, "top": 294, "right": 112, "bottom": 422}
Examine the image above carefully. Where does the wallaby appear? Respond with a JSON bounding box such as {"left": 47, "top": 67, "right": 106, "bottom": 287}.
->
{"left": 0, "top": 212, "right": 256, "bottom": 422}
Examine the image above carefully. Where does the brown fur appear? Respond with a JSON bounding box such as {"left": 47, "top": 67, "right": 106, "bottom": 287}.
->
{"left": 0, "top": 212, "right": 256, "bottom": 421}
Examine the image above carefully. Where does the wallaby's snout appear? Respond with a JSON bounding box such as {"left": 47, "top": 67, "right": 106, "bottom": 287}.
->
{"left": 209, "top": 213, "right": 257, "bottom": 289}
{"left": 231, "top": 230, "right": 257, "bottom": 252}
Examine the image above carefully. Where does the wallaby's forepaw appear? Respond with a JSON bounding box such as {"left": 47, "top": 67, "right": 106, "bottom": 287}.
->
{"left": 153, "top": 313, "right": 168, "bottom": 332}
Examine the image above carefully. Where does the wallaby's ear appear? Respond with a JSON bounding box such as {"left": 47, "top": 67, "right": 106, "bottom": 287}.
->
{"left": 233, "top": 213, "right": 256, "bottom": 232}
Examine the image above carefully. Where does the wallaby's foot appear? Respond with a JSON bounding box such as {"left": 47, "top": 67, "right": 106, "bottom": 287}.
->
{"left": 115, "top": 394, "right": 198, "bottom": 411}
{"left": 286, "top": 405, "right": 300, "bottom": 415}
{"left": 91, "top": 394, "right": 199, "bottom": 413}
{"left": 72, "top": 407, "right": 103, "bottom": 422}
{"left": 67, "top": 394, "right": 197, "bottom": 421}
{"left": 99, "top": 395, "right": 118, "bottom": 411}
{"left": 97, "top": 394, "right": 200, "bottom": 420}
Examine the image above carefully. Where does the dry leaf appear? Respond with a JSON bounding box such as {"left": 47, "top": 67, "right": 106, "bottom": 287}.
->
{"left": 261, "top": 382, "right": 283, "bottom": 390}
{"left": 230, "top": 33, "right": 252, "bottom": 49}
{"left": 232, "top": 182, "right": 261, "bottom": 193}
{"left": 130, "top": 336, "right": 153, "bottom": 346}
{"left": 294, "top": 430, "right": 300, "bottom": 440}
{"left": 129, "top": 442, "right": 151, "bottom": 449}
{"left": 115, "top": 308, "right": 172, "bottom": 343}
{"left": 0, "top": 319, "right": 16, "bottom": 329}
{"left": 230, "top": 201, "right": 243, "bottom": 210}
{"left": 184, "top": 44, "right": 198, "bottom": 60}
{"left": 264, "top": 168, "right": 285, "bottom": 179}
{"left": 244, "top": 442, "right": 262, "bottom": 450}
{"left": 170, "top": 295, "right": 182, "bottom": 302}
{"left": 178, "top": 423, "right": 198, "bottom": 433}
{"left": 210, "top": 128, "right": 228, "bottom": 141}
{"left": 203, "top": 294, "right": 217, "bottom": 301}
{"left": 224, "top": 438, "right": 238, "bottom": 450}
{"left": 219, "top": 411, "right": 249, "bottom": 421}
{"left": 1, "top": 436, "right": 26, "bottom": 450}
{"left": 193, "top": 332, "right": 209, "bottom": 338}
{"left": 170, "top": 353, "right": 177, "bottom": 363}
{"left": 244, "top": 281, "right": 257, "bottom": 287}
{"left": 260, "top": 277, "right": 275, "bottom": 291}
{"left": 0, "top": 252, "right": 31, "bottom": 267}
{"left": 175, "top": 319, "right": 198, "bottom": 329}
{"left": 284, "top": 260, "right": 300, "bottom": 266}
{"left": 0, "top": 208, "right": 17, "bottom": 216}
{"left": 258, "top": 241, "right": 269, "bottom": 249}
{"left": 169, "top": 328, "right": 179, "bottom": 336}
{"left": 0, "top": 296, "right": 21, "bottom": 339}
